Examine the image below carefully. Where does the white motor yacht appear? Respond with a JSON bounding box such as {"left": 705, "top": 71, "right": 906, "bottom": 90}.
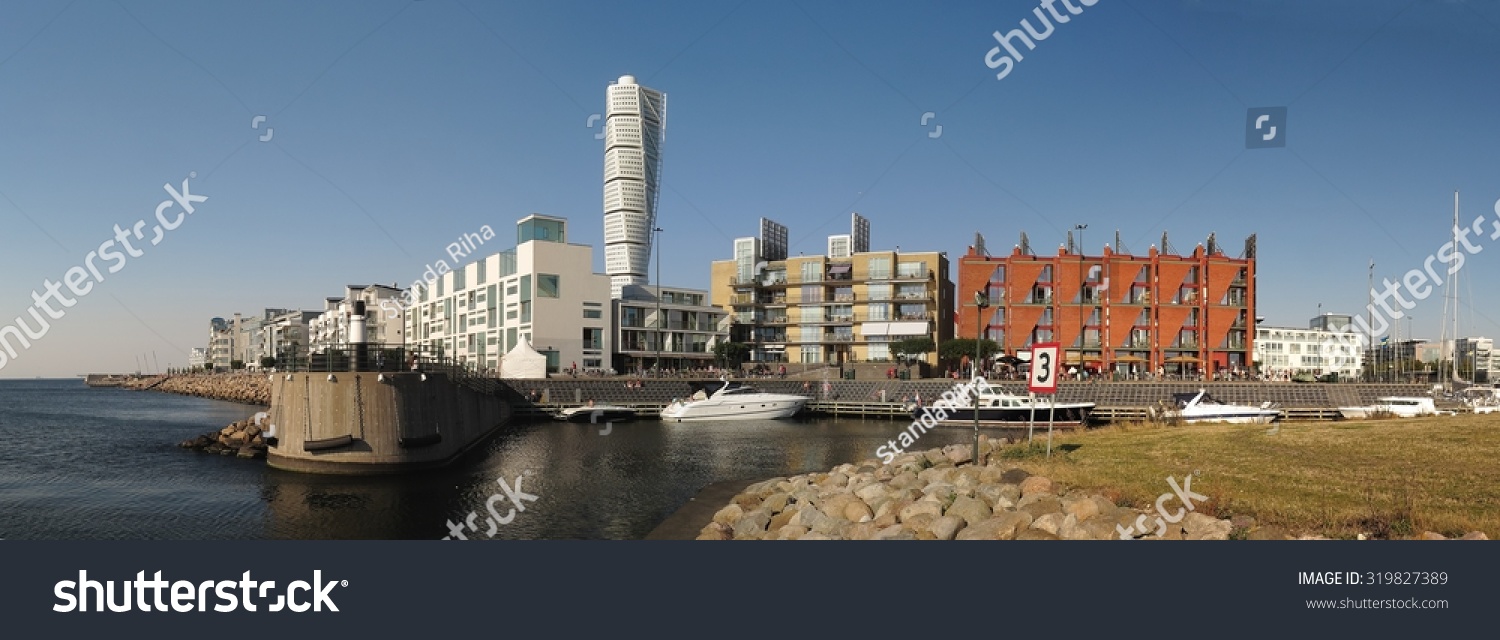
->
{"left": 1337, "top": 396, "right": 1451, "bottom": 419}
{"left": 659, "top": 379, "right": 809, "bottom": 422}
{"left": 1154, "top": 389, "right": 1280, "bottom": 424}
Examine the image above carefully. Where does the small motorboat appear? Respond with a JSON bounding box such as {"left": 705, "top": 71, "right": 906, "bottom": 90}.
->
{"left": 555, "top": 403, "right": 636, "bottom": 423}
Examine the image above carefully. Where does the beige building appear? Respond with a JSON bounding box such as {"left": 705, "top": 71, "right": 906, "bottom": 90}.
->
{"left": 404, "top": 215, "right": 613, "bottom": 374}
{"left": 710, "top": 215, "right": 953, "bottom": 367}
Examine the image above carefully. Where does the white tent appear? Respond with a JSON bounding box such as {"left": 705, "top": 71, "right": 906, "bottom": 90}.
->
{"left": 500, "top": 337, "right": 548, "bottom": 379}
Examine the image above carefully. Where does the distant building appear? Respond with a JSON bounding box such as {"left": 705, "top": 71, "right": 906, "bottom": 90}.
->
{"left": 1254, "top": 326, "right": 1363, "bottom": 380}
{"left": 264, "top": 310, "right": 320, "bottom": 367}
{"left": 187, "top": 347, "right": 207, "bottom": 370}
{"left": 1455, "top": 337, "right": 1497, "bottom": 383}
{"left": 308, "top": 285, "right": 405, "bottom": 351}
{"left": 957, "top": 232, "right": 1256, "bottom": 377}
{"left": 603, "top": 74, "right": 667, "bottom": 298}
{"left": 612, "top": 285, "right": 729, "bottom": 374}
{"left": 405, "top": 215, "right": 612, "bottom": 374}
{"left": 710, "top": 215, "right": 953, "bottom": 367}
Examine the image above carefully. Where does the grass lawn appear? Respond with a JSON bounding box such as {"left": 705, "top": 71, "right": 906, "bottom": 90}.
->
{"left": 1001, "top": 413, "right": 1500, "bottom": 539}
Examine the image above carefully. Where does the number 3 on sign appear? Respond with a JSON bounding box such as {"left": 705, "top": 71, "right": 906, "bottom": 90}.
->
{"left": 1028, "top": 342, "right": 1060, "bottom": 393}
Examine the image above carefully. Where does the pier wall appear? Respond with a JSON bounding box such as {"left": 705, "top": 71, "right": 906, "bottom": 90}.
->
{"left": 495, "top": 378, "right": 1437, "bottom": 421}
{"left": 266, "top": 372, "right": 511, "bottom": 474}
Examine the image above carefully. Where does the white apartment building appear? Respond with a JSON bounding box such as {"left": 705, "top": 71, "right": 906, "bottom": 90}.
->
{"left": 308, "top": 285, "right": 405, "bottom": 351}
{"left": 187, "top": 347, "right": 207, "bottom": 370}
{"left": 405, "top": 215, "right": 612, "bottom": 374}
{"left": 603, "top": 74, "right": 667, "bottom": 298}
{"left": 1254, "top": 325, "right": 1363, "bottom": 380}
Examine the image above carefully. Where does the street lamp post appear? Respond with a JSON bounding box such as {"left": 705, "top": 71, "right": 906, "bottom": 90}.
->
{"left": 654, "top": 227, "right": 664, "bottom": 377}
{"left": 1074, "top": 223, "right": 1088, "bottom": 378}
{"left": 973, "top": 289, "right": 989, "bottom": 464}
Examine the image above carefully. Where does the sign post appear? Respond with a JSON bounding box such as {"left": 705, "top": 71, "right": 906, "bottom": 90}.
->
{"left": 1027, "top": 343, "right": 1060, "bottom": 452}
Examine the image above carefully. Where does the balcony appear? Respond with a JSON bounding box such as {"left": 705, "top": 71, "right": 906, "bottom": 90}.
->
{"left": 822, "top": 334, "right": 855, "bottom": 342}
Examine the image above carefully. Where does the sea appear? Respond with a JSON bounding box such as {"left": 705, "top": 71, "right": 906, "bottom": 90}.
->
{"left": 0, "top": 379, "right": 979, "bottom": 540}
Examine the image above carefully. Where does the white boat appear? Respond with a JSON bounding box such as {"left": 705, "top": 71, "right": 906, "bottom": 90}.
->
{"left": 1156, "top": 389, "right": 1280, "bottom": 424}
{"left": 1458, "top": 387, "right": 1500, "bottom": 414}
{"left": 1337, "top": 396, "right": 1451, "bottom": 419}
{"left": 904, "top": 390, "right": 1094, "bottom": 426}
{"left": 659, "top": 379, "right": 808, "bottom": 422}
{"left": 554, "top": 403, "right": 635, "bottom": 423}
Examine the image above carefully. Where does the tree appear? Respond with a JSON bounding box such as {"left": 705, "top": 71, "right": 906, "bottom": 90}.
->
{"left": 891, "top": 337, "right": 935, "bottom": 366}
{"left": 938, "top": 338, "right": 1000, "bottom": 364}
{"left": 230, "top": 360, "right": 245, "bottom": 370}
{"left": 260, "top": 357, "right": 277, "bottom": 369}
{"left": 714, "top": 341, "right": 750, "bottom": 369}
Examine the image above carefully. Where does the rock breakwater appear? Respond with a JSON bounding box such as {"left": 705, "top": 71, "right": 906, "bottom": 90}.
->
{"left": 698, "top": 439, "right": 1237, "bottom": 541}
{"left": 127, "top": 374, "right": 270, "bottom": 405}
{"left": 178, "top": 416, "right": 268, "bottom": 459}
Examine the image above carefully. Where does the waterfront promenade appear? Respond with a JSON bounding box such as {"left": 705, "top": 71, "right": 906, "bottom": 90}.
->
{"left": 112, "top": 372, "right": 1438, "bottom": 422}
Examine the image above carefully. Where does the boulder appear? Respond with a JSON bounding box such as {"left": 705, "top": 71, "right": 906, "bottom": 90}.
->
{"left": 873, "top": 524, "right": 916, "bottom": 541}
{"left": 1016, "top": 528, "right": 1060, "bottom": 540}
{"left": 775, "top": 525, "right": 810, "bottom": 540}
{"left": 1183, "top": 512, "right": 1232, "bottom": 540}
{"left": 1031, "top": 513, "right": 1066, "bottom": 536}
{"left": 761, "top": 492, "right": 790, "bottom": 514}
{"left": 1461, "top": 531, "right": 1489, "bottom": 540}
{"left": 1064, "top": 497, "right": 1101, "bottom": 522}
{"left": 732, "top": 510, "right": 773, "bottom": 539}
{"left": 899, "top": 501, "right": 943, "bottom": 523}
{"left": 1019, "top": 496, "right": 1064, "bottom": 519}
{"left": 712, "top": 504, "right": 744, "bottom": 527}
{"left": 855, "top": 482, "right": 889, "bottom": 503}
{"left": 956, "top": 512, "right": 1033, "bottom": 540}
{"left": 1417, "top": 531, "right": 1447, "bottom": 540}
{"left": 930, "top": 515, "right": 966, "bottom": 540}
{"left": 943, "top": 444, "right": 973, "bottom": 465}
{"left": 1019, "top": 475, "right": 1053, "bottom": 497}
{"left": 767, "top": 509, "right": 796, "bottom": 533}
{"left": 945, "top": 495, "right": 992, "bottom": 527}
{"left": 843, "top": 500, "right": 874, "bottom": 523}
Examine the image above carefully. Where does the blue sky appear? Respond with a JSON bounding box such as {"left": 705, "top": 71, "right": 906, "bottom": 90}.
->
{"left": 2, "top": 0, "right": 1499, "bottom": 377}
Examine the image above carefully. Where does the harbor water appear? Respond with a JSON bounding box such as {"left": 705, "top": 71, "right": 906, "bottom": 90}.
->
{"left": 0, "top": 379, "right": 981, "bottom": 540}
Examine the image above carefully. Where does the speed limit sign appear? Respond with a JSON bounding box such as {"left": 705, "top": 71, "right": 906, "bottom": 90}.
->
{"left": 1028, "top": 342, "right": 1060, "bottom": 394}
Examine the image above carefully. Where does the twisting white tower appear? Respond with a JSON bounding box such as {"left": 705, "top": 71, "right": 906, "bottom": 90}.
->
{"left": 603, "top": 75, "right": 667, "bottom": 298}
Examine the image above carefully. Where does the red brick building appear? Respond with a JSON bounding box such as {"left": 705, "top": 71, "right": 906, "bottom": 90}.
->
{"left": 957, "top": 235, "right": 1256, "bottom": 377}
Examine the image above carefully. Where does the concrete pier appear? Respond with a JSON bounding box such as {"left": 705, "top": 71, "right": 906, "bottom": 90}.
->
{"left": 266, "top": 371, "right": 511, "bottom": 474}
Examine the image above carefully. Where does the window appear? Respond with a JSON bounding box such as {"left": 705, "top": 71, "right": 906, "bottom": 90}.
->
{"left": 801, "top": 262, "right": 820, "bottom": 282}
{"left": 867, "top": 303, "right": 890, "bottom": 321}
{"left": 520, "top": 301, "right": 531, "bottom": 324}
{"left": 537, "top": 274, "right": 560, "bottom": 298}
{"left": 1038, "top": 265, "right": 1053, "bottom": 282}
{"left": 867, "top": 257, "right": 891, "bottom": 280}
{"left": 801, "top": 346, "right": 821, "bottom": 363}
{"left": 584, "top": 309, "right": 603, "bottom": 319}
{"left": 519, "top": 275, "right": 532, "bottom": 302}
{"left": 582, "top": 328, "right": 603, "bottom": 350}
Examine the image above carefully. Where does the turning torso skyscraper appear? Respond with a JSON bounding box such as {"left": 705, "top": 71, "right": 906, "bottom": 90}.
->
{"left": 602, "top": 75, "right": 667, "bottom": 298}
